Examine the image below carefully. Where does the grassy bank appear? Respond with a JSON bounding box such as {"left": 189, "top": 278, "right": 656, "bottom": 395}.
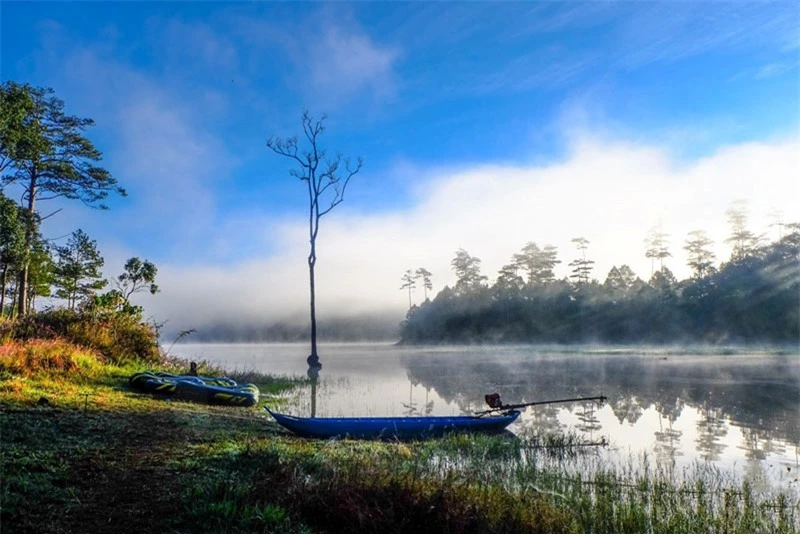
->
{"left": 1, "top": 338, "right": 798, "bottom": 533}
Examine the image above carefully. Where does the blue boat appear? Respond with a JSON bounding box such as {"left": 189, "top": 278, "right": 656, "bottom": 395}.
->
{"left": 265, "top": 407, "right": 520, "bottom": 440}
{"left": 129, "top": 371, "right": 259, "bottom": 407}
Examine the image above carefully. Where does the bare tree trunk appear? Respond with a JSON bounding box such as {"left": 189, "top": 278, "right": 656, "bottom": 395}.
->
{"left": 307, "top": 239, "right": 319, "bottom": 366}
{"left": 308, "top": 256, "right": 317, "bottom": 360}
{"left": 307, "top": 175, "right": 320, "bottom": 367}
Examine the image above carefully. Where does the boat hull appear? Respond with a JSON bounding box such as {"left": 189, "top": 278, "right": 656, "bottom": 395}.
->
{"left": 265, "top": 408, "right": 520, "bottom": 439}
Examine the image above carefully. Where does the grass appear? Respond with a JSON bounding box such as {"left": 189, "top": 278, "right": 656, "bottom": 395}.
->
{"left": 160, "top": 428, "right": 799, "bottom": 534}
{"left": 0, "top": 339, "right": 107, "bottom": 377}
{"left": 0, "top": 338, "right": 306, "bottom": 411}
{"left": 1, "top": 337, "right": 798, "bottom": 533}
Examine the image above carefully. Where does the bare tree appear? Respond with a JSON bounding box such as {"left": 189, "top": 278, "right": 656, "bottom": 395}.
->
{"left": 267, "top": 112, "right": 363, "bottom": 366}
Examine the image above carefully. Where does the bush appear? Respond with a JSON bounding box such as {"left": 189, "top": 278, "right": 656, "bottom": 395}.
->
{"left": 0, "top": 308, "right": 162, "bottom": 365}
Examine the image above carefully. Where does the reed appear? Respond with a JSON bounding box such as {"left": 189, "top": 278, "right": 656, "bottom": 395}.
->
{"left": 178, "top": 433, "right": 798, "bottom": 534}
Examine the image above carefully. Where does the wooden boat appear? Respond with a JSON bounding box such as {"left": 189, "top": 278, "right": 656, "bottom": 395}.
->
{"left": 265, "top": 407, "right": 520, "bottom": 439}
{"left": 129, "top": 371, "right": 259, "bottom": 407}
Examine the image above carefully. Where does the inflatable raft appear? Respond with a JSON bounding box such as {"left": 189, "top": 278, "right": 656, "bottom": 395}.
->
{"left": 129, "top": 371, "right": 259, "bottom": 407}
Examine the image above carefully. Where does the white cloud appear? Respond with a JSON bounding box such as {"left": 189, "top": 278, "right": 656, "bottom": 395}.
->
{"left": 229, "top": 9, "right": 401, "bottom": 109}
{"left": 146, "top": 134, "right": 799, "bottom": 333}
{"left": 306, "top": 25, "right": 400, "bottom": 104}
{"left": 613, "top": 4, "right": 798, "bottom": 69}
{"left": 754, "top": 62, "right": 795, "bottom": 80}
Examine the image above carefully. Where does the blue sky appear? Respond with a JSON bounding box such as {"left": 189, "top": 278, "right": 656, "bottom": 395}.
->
{"left": 1, "top": 1, "right": 798, "bottom": 329}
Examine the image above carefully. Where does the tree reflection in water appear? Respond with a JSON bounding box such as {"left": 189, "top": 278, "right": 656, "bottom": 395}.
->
{"left": 654, "top": 415, "right": 684, "bottom": 464}
{"left": 307, "top": 364, "right": 321, "bottom": 417}
{"left": 401, "top": 350, "right": 799, "bottom": 460}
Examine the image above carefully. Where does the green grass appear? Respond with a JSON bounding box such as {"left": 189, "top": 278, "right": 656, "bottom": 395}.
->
{"left": 0, "top": 338, "right": 306, "bottom": 412}
{"left": 170, "top": 430, "right": 798, "bottom": 534}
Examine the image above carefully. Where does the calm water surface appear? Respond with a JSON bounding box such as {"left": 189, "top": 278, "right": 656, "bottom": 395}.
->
{"left": 173, "top": 343, "right": 800, "bottom": 489}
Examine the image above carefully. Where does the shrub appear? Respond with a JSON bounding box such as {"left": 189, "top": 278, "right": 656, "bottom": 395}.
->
{"left": 1, "top": 308, "right": 162, "bottom": 365}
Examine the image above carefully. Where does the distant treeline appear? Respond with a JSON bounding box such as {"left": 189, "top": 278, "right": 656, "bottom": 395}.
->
{"left": 186, "top": 312, "right": 401, "bottom": 343}
{"left": 400, "top": 230, "right": 799, "bottom": 345}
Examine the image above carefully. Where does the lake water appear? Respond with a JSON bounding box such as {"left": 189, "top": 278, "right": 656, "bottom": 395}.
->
{"left": 173, "top": 342, "right": 800, "bottom": 490}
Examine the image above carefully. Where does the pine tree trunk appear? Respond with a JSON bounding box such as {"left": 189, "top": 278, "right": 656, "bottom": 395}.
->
{"left": 18, "top": 177, "right": 36, "bottom": 317}
{"left": 17, "top": 263, "right": 28, "bottom": 317}
{"left": 0, "top": 264, "right": 7, "bottom": 318}
{"left": 10, "top": 283, "right": 18, "bottom": 319}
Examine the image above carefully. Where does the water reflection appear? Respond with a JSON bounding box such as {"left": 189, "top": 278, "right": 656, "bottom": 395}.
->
{"left": 307, "top": 363, "right": 321, "bottom": 417}
{"left": 576, "top": 402, "right": 602, "bottom": 437}
{"left": 401, "top": 373, "right": 435, "bottom": 416}
{"left": 399, "top": 349, "right": 800, "bottom": 483}
{"left": 175, "top": 343, "right": 799, "bottom": 485}
{"left": 654, "top": 417, "right": 683, "bottom": 463}
{"left": 695, "top": 408, "right": 728, "bottom": 462}
{"left": 401, "top": 351, "right": 800, "bottom": 453}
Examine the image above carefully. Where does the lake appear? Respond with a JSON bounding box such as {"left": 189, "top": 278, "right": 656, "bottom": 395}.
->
{"left": 173, "top": 342, "right": 800, "bottom": 490}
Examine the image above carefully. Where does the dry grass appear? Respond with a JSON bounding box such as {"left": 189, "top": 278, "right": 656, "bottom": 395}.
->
{"left": 0, "top": 339, "right": 105, "bottom": 378}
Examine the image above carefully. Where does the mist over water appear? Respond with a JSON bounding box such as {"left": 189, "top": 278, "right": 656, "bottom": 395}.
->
{"left": 174, "top": 342, "right": 800, "bottom": 489}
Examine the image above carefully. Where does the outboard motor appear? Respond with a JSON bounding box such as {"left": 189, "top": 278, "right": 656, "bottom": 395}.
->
{"left": 484, "top": 393, "right": 504, "bottom": 409}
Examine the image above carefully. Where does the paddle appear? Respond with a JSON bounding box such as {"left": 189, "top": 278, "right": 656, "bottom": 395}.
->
{"left": 475, "top": 393, "right": 607, "bottom": 416}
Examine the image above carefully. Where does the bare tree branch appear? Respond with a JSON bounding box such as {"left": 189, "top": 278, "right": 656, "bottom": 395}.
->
{"left": 39, "top": 208, "right": 63, "bottom": 221}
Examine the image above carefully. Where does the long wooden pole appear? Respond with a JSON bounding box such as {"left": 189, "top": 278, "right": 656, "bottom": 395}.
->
{"left": 475, "top": 394, "right": 607, "bottom": 416}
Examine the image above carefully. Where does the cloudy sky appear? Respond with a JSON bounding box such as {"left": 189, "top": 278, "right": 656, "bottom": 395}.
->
{"left": 2, "top": 2, "right": 798, "bottom": 333}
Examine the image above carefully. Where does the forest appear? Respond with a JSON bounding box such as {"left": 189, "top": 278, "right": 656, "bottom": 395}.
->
{"left": 1, "top": 82, "right": 158, "bottom": 316}
{"left": 400, "top": 218, "right": 800, "bottom": 345}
